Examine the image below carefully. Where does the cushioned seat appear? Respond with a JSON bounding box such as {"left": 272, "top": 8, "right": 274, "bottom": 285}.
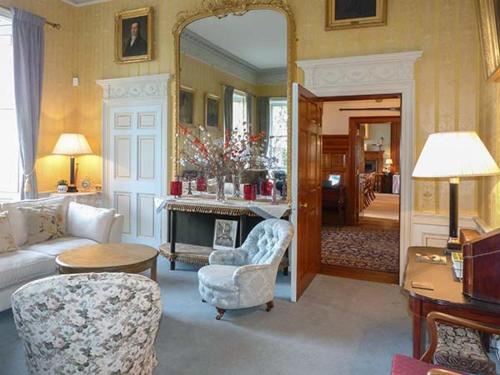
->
{"left": 0, "top": 250, "right": 55, "bottom": 290}
{"left": 434, "top": 322, "right": 496, "bottom": 375}
{"left": 198, "top": 219, "right": 294, "bottom": 319}
{"left": 198, "top": 265, "right": 239, "bottom": 291}
{"left": 21, "top": 237, "right": 97, "bottom": 257}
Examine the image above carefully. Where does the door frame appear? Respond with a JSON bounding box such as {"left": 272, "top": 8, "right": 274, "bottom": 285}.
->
{"left": 348, "top": 115, "right": 401, "bottom": 225}
{"left": 295, "top": 51, "right": 422, "bottom": 287}
{"left": 97, "top": 74, "right": 170, "bottom": 245}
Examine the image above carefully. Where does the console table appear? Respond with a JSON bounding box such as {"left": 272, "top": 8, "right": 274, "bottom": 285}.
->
{"left": 156, "top": 196, "right": 290, "bottom": 272}
{"left": 403, "top": 246, "right": 500, "bottom": 358}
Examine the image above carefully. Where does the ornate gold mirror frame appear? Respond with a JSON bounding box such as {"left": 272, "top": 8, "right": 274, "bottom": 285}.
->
{"left": 172, "top": 0, "right": 296, "bottom": 202}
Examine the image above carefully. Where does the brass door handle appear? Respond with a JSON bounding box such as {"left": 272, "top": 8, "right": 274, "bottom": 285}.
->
{"left": 299, "top": 202, "right": 308, "bottom": 208}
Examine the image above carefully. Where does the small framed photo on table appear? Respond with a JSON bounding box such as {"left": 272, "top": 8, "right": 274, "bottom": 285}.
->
{"left": 213, "top": 219, "right": 238, "bottom": 250}
{"left": 115, "top": 7, "right": 153, "bottom": 64}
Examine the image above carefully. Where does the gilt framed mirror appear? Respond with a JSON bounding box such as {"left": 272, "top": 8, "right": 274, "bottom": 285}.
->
{"left": 172, "top": 0, "right": 296, "bottom": 202}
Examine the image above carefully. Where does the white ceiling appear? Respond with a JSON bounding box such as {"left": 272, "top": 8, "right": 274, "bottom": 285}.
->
{"left": 186, "top": 10, "right": 287, "bottom": 70}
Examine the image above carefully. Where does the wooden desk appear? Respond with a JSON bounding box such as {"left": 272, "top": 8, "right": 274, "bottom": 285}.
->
{"left": 403, "top": 246, "right": 500, "bottom": 359}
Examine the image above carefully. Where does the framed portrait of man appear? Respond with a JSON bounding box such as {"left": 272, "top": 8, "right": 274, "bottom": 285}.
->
{"left": 115, "top": 7, "right": 153, "bottom": 64}
{"left": 180, "top": 86, "right": 194, "bottom": 126}
{"left": 205, "top": 94, "right": 220, "bottom": 127}
{"left": 325, "top": 0, "right": 387, "bottom": 30}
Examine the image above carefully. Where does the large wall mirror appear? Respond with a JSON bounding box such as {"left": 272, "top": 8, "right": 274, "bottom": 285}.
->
{"left": 173, "top": 1, "right": 295, "bottom": 201}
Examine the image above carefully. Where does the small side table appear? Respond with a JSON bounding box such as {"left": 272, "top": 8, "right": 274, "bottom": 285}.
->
{"left": 51, "top": 191, "right": 103, "bottom": 207}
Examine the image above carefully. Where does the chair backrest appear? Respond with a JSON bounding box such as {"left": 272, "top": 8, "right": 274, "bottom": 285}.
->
{"left": 11, "top": 273, "right": 162, "bottom": 375}
{"left": 242, "top": 219, "right": 294, "bottom": 266}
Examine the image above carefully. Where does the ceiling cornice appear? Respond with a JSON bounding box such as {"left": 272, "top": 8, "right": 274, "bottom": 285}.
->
{"left": 60, "top": 0, "right": 111, "bottom": 7}
{"left": 180, "top": 29, "right": 286, "bottom": 86}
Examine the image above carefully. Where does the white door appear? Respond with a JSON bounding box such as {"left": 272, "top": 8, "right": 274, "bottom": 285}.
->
{"left": 106, "top": 104, "right": 164, "bottom": 246}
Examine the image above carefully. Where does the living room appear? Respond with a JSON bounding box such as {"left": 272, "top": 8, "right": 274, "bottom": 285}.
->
{"left": 0, "top": 1, "right": 500, "bottom": 374}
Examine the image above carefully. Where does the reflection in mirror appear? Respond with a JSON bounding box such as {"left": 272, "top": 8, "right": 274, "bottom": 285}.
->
{"left": 178, "top": 10, "right": 288, "bottom": 201}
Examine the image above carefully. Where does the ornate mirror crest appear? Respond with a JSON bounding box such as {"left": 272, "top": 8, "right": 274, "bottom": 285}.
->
{"left": 172, "top": 0, "right": 296, "bottom": 201}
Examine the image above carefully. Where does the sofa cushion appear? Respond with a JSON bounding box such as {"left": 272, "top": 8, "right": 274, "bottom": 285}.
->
{"left": 0, "top": 250, "right": 56, "bottom": 290}
{"left": 198, "top": 265, "right": 239, "bottom": 291}
{"left": 0, "top": 211, "right": 17, "bottom": 254}
{"left": 3, "top": 196, "right": 70, "bottom": 246}
{"left": 67, "top": 202, "right": 115, "bottom": 243}
{"left": 17, "top": 204, "right": 66, "bottom": 245}
{"left": 22, "top": 237, "right": 98, "bottom": 257}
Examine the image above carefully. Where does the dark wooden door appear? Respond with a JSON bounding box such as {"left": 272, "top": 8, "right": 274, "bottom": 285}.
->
{"left": 296, "top": 84, "right": 322, "bottom": 299}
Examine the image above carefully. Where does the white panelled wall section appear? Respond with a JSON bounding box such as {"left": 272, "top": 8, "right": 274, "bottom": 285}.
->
{"left": 97, "top": 74, "right": 170, "bottom": 247}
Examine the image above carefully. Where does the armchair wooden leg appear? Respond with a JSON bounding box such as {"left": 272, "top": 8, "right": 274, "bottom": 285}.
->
{"left": 266, "top": 300, "right": 274, "bottom": 312}
{"left": 215, "top": 307, "right": 225, "bottom": 320}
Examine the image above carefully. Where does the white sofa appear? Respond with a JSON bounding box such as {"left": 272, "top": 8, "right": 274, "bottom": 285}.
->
{"left": 0, "top": 196, "right": 124, "bottom": 312}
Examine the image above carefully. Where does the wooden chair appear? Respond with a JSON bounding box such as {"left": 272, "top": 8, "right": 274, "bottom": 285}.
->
{"left": 421, "top": 312, "right": 500, "bottom": 375}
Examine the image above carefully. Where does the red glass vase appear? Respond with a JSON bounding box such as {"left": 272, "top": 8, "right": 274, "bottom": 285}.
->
{"left": 244, "top": 184, "right": 256, "bottom": 201}
{"left": 170, "top": 180, "right": 182, "bottom": 197}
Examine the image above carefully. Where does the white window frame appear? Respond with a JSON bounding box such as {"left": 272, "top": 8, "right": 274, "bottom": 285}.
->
{"left": 0, "top": 10, "right": 21, "bottom": 202}
{"left": 232, "top": 89, "right": 248, "bottom": 134}
{"left": 268, "top": 97, "right": 288, "bottom": 170}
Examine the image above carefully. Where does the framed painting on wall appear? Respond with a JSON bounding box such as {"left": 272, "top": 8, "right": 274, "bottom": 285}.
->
{"left": 477, "top": 0, "right": 500, "bottom": 81}
{"left": 325, "top": 0, "right": 387, "bottom": 30}
{"left": 205, "top": 94, "right": 220, "bottom": 127}
{"left": 180, "top": 86, "right": 194, "bottom": 126}
{"left": 115, "top": 7, "right": 153, "bottom": 64}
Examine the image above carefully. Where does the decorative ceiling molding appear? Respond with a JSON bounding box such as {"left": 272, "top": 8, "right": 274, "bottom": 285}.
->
{"left": 181, "top": 29, "right": 286, "bottom": 86}
{"left": 60, "top": 0, "right": 111, "bottom": 7}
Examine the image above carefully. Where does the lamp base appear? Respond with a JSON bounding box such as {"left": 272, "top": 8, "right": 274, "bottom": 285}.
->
{"left": 67, "top": 185, "right": 78, "bottom": 193}
{"left": 445, "top": 237, "right": 461, "bottom": 254}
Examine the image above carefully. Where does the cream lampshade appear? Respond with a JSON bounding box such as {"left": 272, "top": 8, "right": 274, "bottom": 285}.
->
{"left": 412, "top": 131, "right": 500, "bottom": 251}
{"left": 52, "top": 133, "right": 93, "bottom": 192}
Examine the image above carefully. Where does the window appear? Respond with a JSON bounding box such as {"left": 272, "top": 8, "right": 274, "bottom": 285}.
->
{"left": 0, "top": 13, "right": 20, "bottom": 198}
{"left": 232, "top": 90, "right": 248, "bottom": 135}
{"left": 268, "top": 98, "right": 287, "bottom": 169}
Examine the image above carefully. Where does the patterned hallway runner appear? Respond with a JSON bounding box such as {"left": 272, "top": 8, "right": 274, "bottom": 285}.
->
{"left": 321, "top": 224, "right": 399, "bottom": 273}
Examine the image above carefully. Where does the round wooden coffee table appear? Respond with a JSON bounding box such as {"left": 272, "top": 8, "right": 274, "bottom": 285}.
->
{"left": 56, "top": 243, "right": 159, "bottom": 281}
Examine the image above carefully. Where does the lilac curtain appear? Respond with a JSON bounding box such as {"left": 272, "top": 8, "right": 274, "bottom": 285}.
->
{"left": 11, "top": 7, "right": 45, "bottom": 199}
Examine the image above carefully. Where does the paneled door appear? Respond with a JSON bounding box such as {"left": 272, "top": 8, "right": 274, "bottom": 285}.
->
{"left": 106, "top": 104, "right": 164, "bottom": 246}
{"left": 292, "top": 83, "right": 323, "bottom": 300}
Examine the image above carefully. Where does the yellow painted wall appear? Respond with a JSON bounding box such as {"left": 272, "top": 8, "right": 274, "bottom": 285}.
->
{"left": 71, "top": 0, "right": 481, "bottom": 216}
{"left": 6, "top": 0, "right": 489, "bottom": 219}
{"left": 478, "top": 77, "right": 500, "bottom": 229}
{"left": 0, "top": 0, "right": 79, "bottom": 192}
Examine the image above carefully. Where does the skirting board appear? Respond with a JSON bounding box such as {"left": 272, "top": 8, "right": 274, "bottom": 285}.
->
{"left": 411, "top": 213, "right": 490, "bottom": 248}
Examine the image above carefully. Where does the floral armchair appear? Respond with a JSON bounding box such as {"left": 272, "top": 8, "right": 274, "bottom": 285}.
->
{"left": 11, "top": 273, "right": 162, "bottom": 375}
{"left": 198, "top": 218, "right": 294, "bottom": 320}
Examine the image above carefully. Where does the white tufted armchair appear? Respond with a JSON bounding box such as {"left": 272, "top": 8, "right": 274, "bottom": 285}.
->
{"left": 11, "top": 273, "right": 162, "bottom": 375}
{"left": 198, "top": 218, "right": 294, "bottom": 320}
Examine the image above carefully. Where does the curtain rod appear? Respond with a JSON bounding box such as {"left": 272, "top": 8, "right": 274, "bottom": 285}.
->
{"left": 0, "top": 6, "right": 61, "bottom": 29}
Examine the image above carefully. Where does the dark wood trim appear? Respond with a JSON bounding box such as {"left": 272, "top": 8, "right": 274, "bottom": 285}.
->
{"left": 348, "top": 116, "right": 401, "bottom": 225}
{"left": 320, "top": 93, "right": 401, "bottom": 102}
{"left": 319, "top": 263, "right": 399, "bottom": 284}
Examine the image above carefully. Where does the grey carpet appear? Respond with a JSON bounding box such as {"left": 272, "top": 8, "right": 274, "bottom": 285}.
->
{"left": 0, "top": 257, "right": 412, "bottom": 375}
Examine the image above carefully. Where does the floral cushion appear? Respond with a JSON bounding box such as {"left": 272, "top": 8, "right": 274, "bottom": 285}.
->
{"left": 17, "top": 204, "right": 65, "bottom": 245}
{"left": 11, "top": 273, "right": 162, "bottom": 375}
{"left": 433, "top": 322, "right": 496, "bottom": 375}
{"left": 0, "top": 211, "right": 17, "bottom": 254}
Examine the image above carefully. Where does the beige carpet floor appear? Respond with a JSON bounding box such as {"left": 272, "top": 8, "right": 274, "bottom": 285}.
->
{"left": 361, "top": 193, "right": 400, "bottom": 221}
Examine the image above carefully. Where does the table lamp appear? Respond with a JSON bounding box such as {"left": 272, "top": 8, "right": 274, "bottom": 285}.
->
{"left": 412, "top": 131, "right": 500, "bottom": 252}
{"left": 384, "top": 158, "right": 393, "bottom": 173}
{"left": 52, "top": 133, "right": 93, "bottom": 192}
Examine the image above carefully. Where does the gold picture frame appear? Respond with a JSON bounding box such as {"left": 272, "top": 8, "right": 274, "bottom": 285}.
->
{"left": 326, "top": 0, "right": 387, "bottom": 31}
{"left": 115, "top": 7, "right": 153, "bottom": 64}
{"left": 179, "top": 85, "right": 195, "bottom": 126}
{"left": 477, "top": 0, "right": 500, "bottom": 81}
{"left": 205, "top": 93, "right": 220, "bottom": 128}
